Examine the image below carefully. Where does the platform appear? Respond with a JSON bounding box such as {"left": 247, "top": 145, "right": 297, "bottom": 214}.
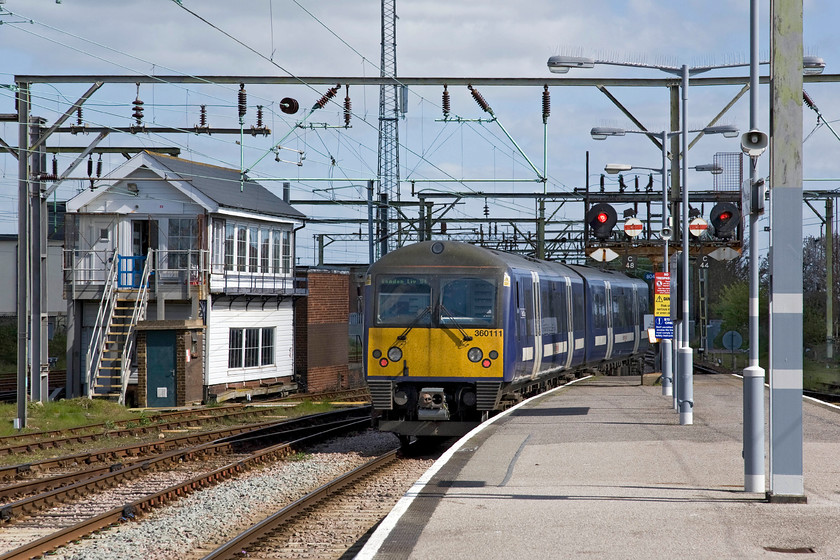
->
{"left": 358, "top": 374, "right": 840, "bottom": 559}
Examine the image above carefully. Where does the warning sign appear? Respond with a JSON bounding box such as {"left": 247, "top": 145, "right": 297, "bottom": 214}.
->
{"left": 654, "top": 272, "right": 670, "bottom": 295}
{"left": 654, "top": 294, "right": 671, "bottom": 317}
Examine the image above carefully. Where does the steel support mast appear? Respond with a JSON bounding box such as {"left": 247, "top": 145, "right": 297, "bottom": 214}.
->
{"left": 377, "top": 0, "right": 400, "bottom": 259}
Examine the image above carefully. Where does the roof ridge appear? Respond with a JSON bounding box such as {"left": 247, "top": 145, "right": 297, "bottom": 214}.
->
{"left": 143, "top": 150, "right": 246, "bottom": 176}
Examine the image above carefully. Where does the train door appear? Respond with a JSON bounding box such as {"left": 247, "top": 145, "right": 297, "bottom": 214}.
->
{"left": 631, "top": 284, "right": 641, "bottom": 354}
{"left": 564, "top": 277, "right": 575, "bottom": 369}
{"left": 604, "top": 281, "right": 614, "bottom": 360}
{"left": 530, "top": 270, "right": 543, "bottom": 379}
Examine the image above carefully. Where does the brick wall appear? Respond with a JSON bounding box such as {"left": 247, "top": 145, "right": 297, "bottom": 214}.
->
{"left": 298, "top": 269, "right": 356, "bottom": 393}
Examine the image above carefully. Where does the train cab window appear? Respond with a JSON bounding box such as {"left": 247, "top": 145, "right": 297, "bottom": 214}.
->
{"left": 439, "top": 277, "right": 497, "bottom": 326}
{"left": 376, "top": 276, "right": 432, "bottom": 325}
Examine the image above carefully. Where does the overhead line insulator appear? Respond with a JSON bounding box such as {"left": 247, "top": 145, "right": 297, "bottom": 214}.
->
{"left": 344, "top": 85, "right": 352, "bottom": 127}
{"left": 238, "top": 83, "right": 247, "bottom": 119}
{"left": 313, "top": 84, "right": 340, "bottom": 110}
{"left": 132, "top": 83, "right": 144, "bottom": 125}
{"left": 442, "top": 85, "right": 450, "bottom": 118}
{"left": 468, "top": 85, "right": 493, "bottom": 116}
{"left": 542, "top": 85, "right": 550, "bottom": 123}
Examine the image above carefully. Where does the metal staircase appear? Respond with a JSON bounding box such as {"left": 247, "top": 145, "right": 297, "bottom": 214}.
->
{"left": 86, "top": 251, "right": 152, "bottom": 404}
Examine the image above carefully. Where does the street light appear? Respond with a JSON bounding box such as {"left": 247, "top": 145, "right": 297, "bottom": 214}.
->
{"left": 553, "top": 54, "right": 750, "bottom": 426}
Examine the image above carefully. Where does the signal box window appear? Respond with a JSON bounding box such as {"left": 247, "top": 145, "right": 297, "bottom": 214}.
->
{"left": 440, "top": 277, "right": 497, "bottom": 327}
{"left": 376, "top": 276, "right": 432, "bottom": 325}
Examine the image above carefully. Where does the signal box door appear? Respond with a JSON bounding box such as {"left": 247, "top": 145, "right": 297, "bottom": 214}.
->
{"left": 147, "top": 330, "right": 177, "bottom": 407}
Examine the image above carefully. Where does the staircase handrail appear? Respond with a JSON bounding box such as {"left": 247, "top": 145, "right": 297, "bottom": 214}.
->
{"left": 84, "top": 253, "right": 120, "bottom": 395}
{"left": 119, "top": 248, "right": 153, "bottom": 405}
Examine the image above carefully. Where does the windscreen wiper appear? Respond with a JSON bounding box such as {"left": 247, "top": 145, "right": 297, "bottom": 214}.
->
{"left": 397, "top": 305, "right": 431, "bottom": 341}
{"left": 438, "top": 304, "right": 473, "bottom": 342}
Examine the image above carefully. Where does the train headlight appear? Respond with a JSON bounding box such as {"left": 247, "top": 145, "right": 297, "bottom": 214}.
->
{"left": 387, "top": 347, "right": 403, "bottom": 362}
{"left": 394, "top": 389, "right": 409, "bottom": 406}
{"left": 482, "top": 359, "right": 492, "bottom": 368}
{"left": 489, "top": 350, "right": 498, "bottom": 360}
{"left": 372, "top": 349, "right": 382, "bottom": 359}
{"left": 467, "top": 347, "right": 483, "bottom": 363}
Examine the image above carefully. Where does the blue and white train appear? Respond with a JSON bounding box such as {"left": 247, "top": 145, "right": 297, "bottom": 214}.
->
{"left": 364, "top": 240, "right": 649, "bottom": 441}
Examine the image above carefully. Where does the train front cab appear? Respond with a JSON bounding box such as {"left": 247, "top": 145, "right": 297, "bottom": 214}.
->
{"left": 364, "top": 263, "right": 509, "bottom": 438}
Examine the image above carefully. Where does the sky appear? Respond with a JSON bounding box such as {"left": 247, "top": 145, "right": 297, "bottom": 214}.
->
{"left": 0, "top": 0, "right": 838, "bottom": 265}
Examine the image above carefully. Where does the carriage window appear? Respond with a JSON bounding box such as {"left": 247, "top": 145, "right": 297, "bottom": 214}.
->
{"left": 440, "top": 277, "right": 497, "bottom": 327}
{"left": 592, "top": 286, "right": 607, "bottom": 329}
{"left": 376, "top": 276, "right": 432, "bottom": 325}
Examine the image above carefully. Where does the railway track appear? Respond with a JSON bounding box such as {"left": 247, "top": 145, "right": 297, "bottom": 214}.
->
{"left": 199, "top": 446, "right": 437, "bottom": 560}
{"left": 0, "top": 408, "right": 372, "bottom": 559}
{"left": 0, "top": 404, "right": 282, "bottom": 457}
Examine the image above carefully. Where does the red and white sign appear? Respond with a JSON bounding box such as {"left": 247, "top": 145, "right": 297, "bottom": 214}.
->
{"left": 654, "top": 272, "right": 670, "bottom": 295}
{"left": 623, "top": 217, "right": 644, "bottom": 237}
{"left": 688, "top": 217, "right": 709, "bottom": 237}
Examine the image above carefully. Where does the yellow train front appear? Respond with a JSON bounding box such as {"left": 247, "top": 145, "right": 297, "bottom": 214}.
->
{"left": 364, "top": 241, "right": 509, "bottom": 441}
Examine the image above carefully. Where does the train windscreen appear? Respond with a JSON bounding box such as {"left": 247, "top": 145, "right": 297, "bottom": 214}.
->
{"left": 376, "top": 276, "right": 432, "bottom": 325}
{"left": 439, "top": 277, "right": 497, "bottom": 327}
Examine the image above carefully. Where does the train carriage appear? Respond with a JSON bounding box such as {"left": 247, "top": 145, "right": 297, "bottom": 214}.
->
{"left": 364, "top": 240, "right": 649, "bottom": 442}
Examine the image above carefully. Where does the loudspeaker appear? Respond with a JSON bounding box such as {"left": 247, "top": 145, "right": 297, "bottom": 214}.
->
{"left": 740, "top": 129, "right": 768, "bottom": 157}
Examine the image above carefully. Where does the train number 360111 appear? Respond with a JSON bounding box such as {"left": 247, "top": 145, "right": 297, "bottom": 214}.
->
{"left": 473, "top": 329, "right": 503, "bottom": 337}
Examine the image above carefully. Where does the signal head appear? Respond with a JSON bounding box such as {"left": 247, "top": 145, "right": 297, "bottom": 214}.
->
{"left": 710, "top": 202, "right": 741, "bottom": 239}
{"left": 586, "top": 203, "right": 617, "bottom": 240}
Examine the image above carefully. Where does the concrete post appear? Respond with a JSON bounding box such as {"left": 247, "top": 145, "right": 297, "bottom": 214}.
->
{"left": 768, "top": 0, "right": 805, "bottom": 501}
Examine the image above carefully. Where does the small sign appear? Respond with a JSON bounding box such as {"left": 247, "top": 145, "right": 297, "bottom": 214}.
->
{"left": 699, "top": 255, "right": 710, "bottom": 269}
{"left": 722, "top": 330, "right": 743, "bottom": 350}
{"left": 624, "top": 255, "right": 636, "bottom": 270}
{"left": 157, "top": 387, "right": 168, "bottom": 399}
{"left": 708, "top": 247, "right": 740, "bottom": 261}
{"left": 644, "top": 272, "right": 655, "bottom": 281}
{"left": 588, "top": 248, "right": 619, "bottom": 262}
{"left": 689, "top": 217, "right": 709, "bottom": 237}
{"left": 655, "top": 316, "right": 674, "bottom": 339}
{"left": 623, "top": 217, "right": 644, "bottom": 237}
{"left": 654, "top": 272, "right": 670, "bottom": 295}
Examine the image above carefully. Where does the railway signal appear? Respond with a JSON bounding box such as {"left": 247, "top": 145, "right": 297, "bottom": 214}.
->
{"left": 586, "top": 203, "right": 617, "bottom": 240}
{"left": 709, "top": 202, "right": 740, "bottom": 239}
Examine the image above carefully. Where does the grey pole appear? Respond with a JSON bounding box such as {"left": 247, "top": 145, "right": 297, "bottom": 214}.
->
{"left": 743, "top": 0, "right": 766, "bottom": 494}
{"left": 768, "top": 0, "right": 805, "bottom": 501}
{"left": 16, "top": 84, "right": 30, "bottom": 429}
{"left": 367, "top": 180, "right": 375, "bottom": 264}
{"left": 30, "top": 129, "right": 43, "bottom": 403}
{"left": 678, "top": 64, "right": 694, "bottom": 425}
{"left": 660, "top": 130, "right": 673, "bottom": 397}
{"left": 826, "top": 198, "right": 834, "bottom": 361}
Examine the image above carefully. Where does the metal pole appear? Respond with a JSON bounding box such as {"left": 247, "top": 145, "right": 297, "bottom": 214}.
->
{"left": 743, "top": 0, "right": 766, "bottom": 494}
{"left": 367, "top": 180, "right": 375, "bottom": 264}
{"left": 660, "top": 130, "right": 673, "bottom": 397}
{"left": 669, "top": 86, "right": 681, "bottom": 413}
{"left": 678, "top": 64, "right": 694, "bottom": 425}
{"left": 30, "top": 125, "right": 44, "bottom": 403}
{"left": 16, "top": 83, "right": 30, "bottom": 429}
{"left": 826, "top": 198, "right": 834, "bottom": 361}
